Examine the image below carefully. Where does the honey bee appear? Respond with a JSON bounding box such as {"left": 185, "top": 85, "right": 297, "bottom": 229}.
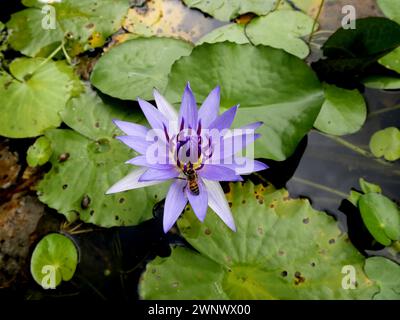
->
{"left": 183, "top": 168, "right": 199, "bottom": 196}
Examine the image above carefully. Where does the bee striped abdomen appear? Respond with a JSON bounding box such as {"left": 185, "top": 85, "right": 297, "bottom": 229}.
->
{"left": 188, "top": 180, "right": 200, "bottom": 195}
{"left": 184, "top": 168, "right": 200, "bottom": 196}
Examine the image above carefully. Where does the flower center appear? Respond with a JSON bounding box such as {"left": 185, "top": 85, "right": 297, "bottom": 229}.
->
{"left": 171, "top": 123, "right": 212, "bottom": 173}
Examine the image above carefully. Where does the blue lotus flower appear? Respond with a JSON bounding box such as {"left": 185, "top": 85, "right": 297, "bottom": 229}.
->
{"left": 107, "top": 83, "right": 268, "bottom": 232}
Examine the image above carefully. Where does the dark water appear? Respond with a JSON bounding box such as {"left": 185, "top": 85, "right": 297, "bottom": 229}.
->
{"left": 286, "top": 89, "right": 400, "bottom": 258}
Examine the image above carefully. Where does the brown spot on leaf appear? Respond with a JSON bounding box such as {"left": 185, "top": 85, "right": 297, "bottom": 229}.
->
{"left": 58, "top": 153, "right": 70, "bottom": 163}
{"left": 294, "top": 271, "right": 305, "bottom": 285}
{"left": 81, "top": 195, "right": 91, "bottom": 209}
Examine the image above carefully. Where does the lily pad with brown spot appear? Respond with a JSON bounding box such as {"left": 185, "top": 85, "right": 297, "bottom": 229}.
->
{"left": 37, "top": 87, "right": 168, "bottom": 227}
{"left": 139, "top": 182, "right": 378, "bottom": 299}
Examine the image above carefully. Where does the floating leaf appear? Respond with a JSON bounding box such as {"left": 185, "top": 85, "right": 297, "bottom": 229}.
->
{"left": 0, "top": 57, "right": 81, "bottom": 138}
{"left": 27, "top": 136, "right": 52, "bottom": 167}
{"left": 7, "top": 0, "right": 131, "bottom": 57}
{"left": 364, "top": 256, "right": 400, "bottom": 300}
{"left": 378, "top": 0, "right": 400, "bottom": 24}
{"left": 371, "top": 2, "right": 400, "bottom": 79}
{"left": 140, "top": 182, "right": 377, "bottom": 299}
{"left": 123, "top": 0, "right": 220, "bottom": 42}
{"left": 197, "top": 23, "right": 248, "bottom": 45}
{"left": 379, "top": 47, "right": 400, "bottom": 74}
{"left": 91, "top": 37, "right": 193, "bottom": 101}
{"left": 359, "top": 178, "right": 382, "bottom": 195}
{"left": 30, "top": 233, "right": 78, "bottom": 288}
{"left": 369, "top": 127, "right": 400, "bottom": 161}
{"left": 362, "top": 75, "right": 400, "bottom": 90}
{"left": 37, "top": 88, "right": 168, "bottom": 227}
{"left": 165, "top": 42, "right": 324, "bottom": 161}
{"left": 359, "top": 193, "right": 400, "bottom": 246}
{"left": 314, "top": 84, "right": 367, "bottom": 136}
{"left": 197, "top": 10, "right": 315, "bottom": 59}
{"left": 246, "top": 10, "right": 315, "bottom": 59}
{"left": 312, "top": 18, "right": 400, "bottom": 85}
{"left": 182, "top": 0, "right": 276, "bottom": 22}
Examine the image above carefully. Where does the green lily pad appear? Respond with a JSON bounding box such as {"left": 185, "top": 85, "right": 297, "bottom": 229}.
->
{"left": 0, "top": 57, "right": 81, "bottom": 138}
{"left": 379, "top": 47, "right": 400, "bottom": 74}
{"left": 378, "top": 0, "right": 400, "bottom": 24}
{"left": 246, "top": 10, "right": 315, "bottom": 59}
{"left": 27, "top": 136, "right": 53, "bottom": 167}
{"left": 359, "top": 178, "right": 382, "bottom": 194}
{"left": 7, "top": 0, "right": 131, "bottom": 57}
{"left": 165, "top": 42, "right": 324, "bottom": 161}
{"left": 197, "top": 23, "right": 248, "bottom": 45}
{"left": 140, "top": 182, "right": 377, "bottom": 299}
{"left": 37, "top": 87, "right": 168, "bottom": 227}
{"left": 369, "top": 127, "right": 400, "bottom": 161}
{"left": 362, "top": 75, "right": 400, "bottom": 90}
{"left": 182, "top": 0, "right": 276, "bottom": 22}
{"left": 314, "top": 84, "right": 367, "bottom": 136}
{"left": 30, "top": 233, "right": 78, "bottom": 288}
{"left": 197, "top": 10, "right": 315, "bottom": 59}
{"left": 359, "top": 193, "right": 400, "bottom": 246}
{"left": 364, "top": 256, "right": 400, "bottom": 300}
{"left": 91, "top": 37, "right": 193, "bottom": 101}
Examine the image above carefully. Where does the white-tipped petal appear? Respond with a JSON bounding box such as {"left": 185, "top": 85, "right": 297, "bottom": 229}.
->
{"left": 203, "top": 179, "right": 236, "bottom": 231}
{"left": 106, "top": 168, "right": 162, "bottom": 194}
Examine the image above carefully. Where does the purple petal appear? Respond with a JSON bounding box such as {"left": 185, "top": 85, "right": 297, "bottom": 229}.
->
{"left": 179, "top": 82, "right": 198, "bottom": 129}
{"left": 239, "top": 121, "right": 263, "bottom": 131}
{"left": 203, "top": 179, "right": 236, "bottom": 231}
{"left": 208, "top": 105, "right": 238, "bottom": 131}
{"left": 106, "top": 168, "right": 162, "bottom": 194}
{"left": 138, "top": 168, "right": 179, "bottom": 182}
{"left": 117, "top": 136, "right": 151, "bottom": 154}
{"left": 163, "top": 179, "right": 188, "bottom": 233}
{"left": 113, "top": 120, "right": 149, "bottom": 138}
{"left": 198, "top": 164, "right": 243, "bottom": 181}
{"left": 218, "top": 158, "right": 268, "bottom": 175}
{"left": 210, "top": 132, "right": 261, "bottom": 161}
{"left": 138, "top": 98, "right": 168, "bottom": 130}
{"left": 198, "top": 86, "right": 220, "bottom": 128}
{"left": 126, "top": 155, "right": 175, "bottom": 170}
{"left": 186, "top": 179, "right": 208, "bottom": 222}
{"left": 153, "top": 88, "right": 178, "bottom": 124}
